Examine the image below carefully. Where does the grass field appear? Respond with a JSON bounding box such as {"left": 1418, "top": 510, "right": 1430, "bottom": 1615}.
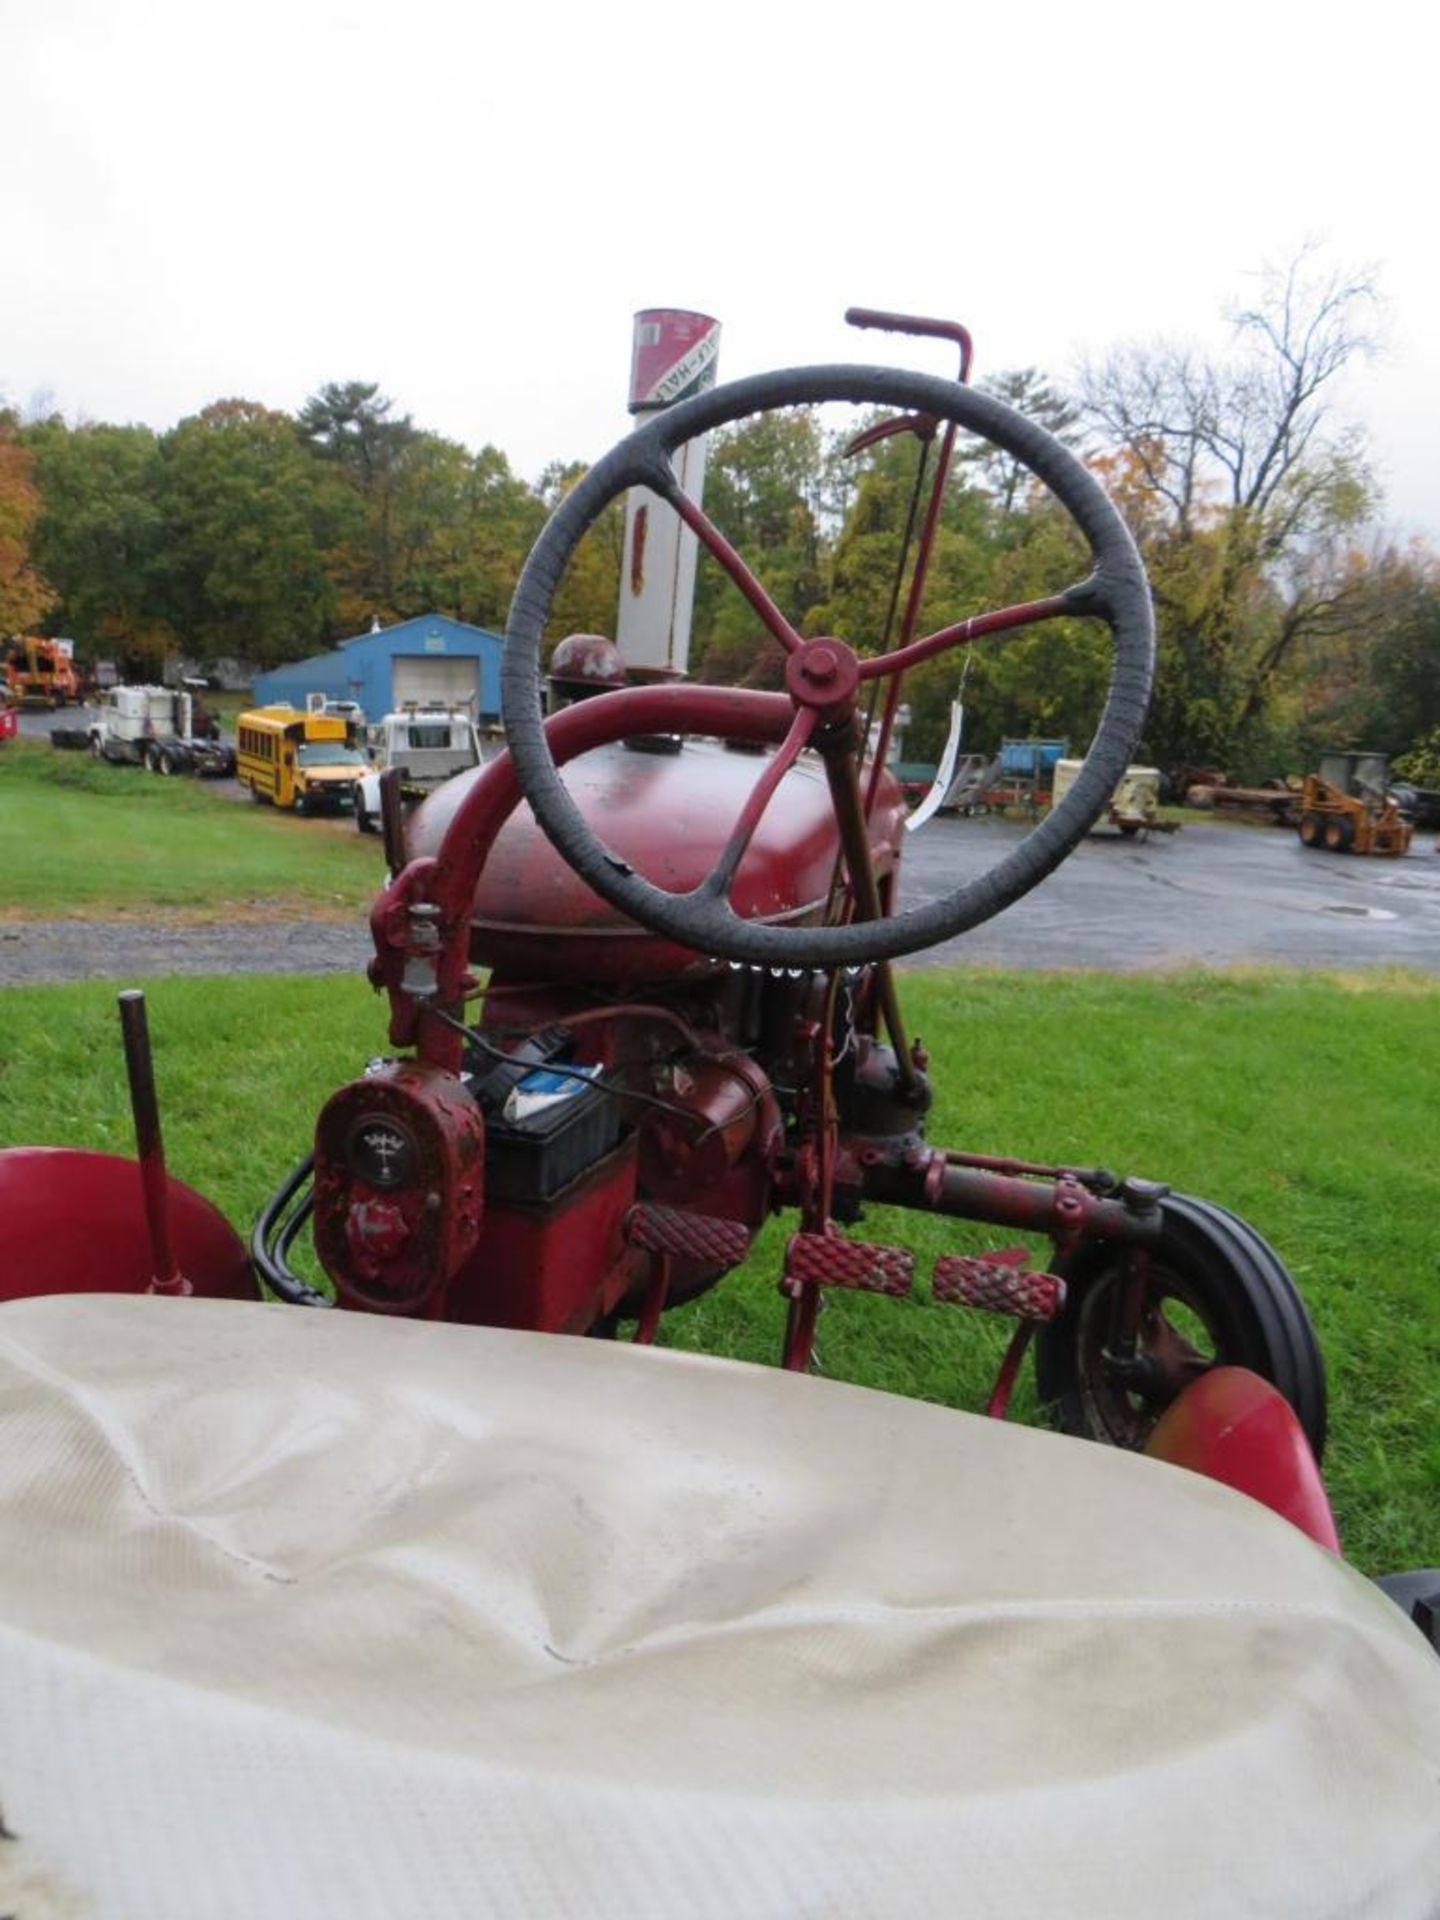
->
{"left": 0, "top": 736, "right": 377, "bottom": 915}
{"left": 2, "top": 965, "right": 1435, "bottom": 1574}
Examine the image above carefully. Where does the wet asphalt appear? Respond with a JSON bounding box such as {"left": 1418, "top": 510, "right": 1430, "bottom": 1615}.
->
{"left": 897, "top": 813, "right": 1440, "bottom": 972}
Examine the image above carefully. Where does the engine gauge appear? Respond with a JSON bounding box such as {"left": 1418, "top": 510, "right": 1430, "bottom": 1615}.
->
{"left": 348, "top": 1116, "right": 416, "bottom": 1190}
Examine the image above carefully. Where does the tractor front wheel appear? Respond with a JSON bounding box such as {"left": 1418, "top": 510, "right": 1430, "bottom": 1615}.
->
{"left": 1298, "top": 812, "right": 1324, "bottom": 848}
{"left": 1035, "top": 1193, "right": 1326, "bottom": 1460}
{"left": 1324, "top": 816, "right": 1355, "bottom": 852}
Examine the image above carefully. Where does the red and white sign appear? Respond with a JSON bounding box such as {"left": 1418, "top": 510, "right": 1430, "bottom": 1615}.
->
{"left": 0, "top": 707, "right": 19, "bottom": 742}
{"left": 628, "top": 309, "right": 721, "bottom": 413}
{"left": 617, "top": 310, "right": 721, "bottom": 678}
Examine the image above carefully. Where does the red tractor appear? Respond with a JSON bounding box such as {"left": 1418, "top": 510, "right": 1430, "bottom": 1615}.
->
{"left": 2, "top": 319, "right": 1436, "bottom": 1912}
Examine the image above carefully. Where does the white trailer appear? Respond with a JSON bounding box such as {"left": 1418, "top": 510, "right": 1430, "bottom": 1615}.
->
{"left": 87, "top": 686, "right": 234, "bottom": 777}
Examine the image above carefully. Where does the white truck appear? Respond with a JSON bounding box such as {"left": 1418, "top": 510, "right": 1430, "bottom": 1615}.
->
{"left": 87, "top": 684, "right": 235, "bottom": 777}
{"left": 354, "top": 704, "right": 486, "bottom": 833}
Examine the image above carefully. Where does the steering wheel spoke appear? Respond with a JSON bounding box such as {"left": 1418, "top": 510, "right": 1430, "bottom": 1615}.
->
{"left": 858, "top": 589, "right": 1084, "bottom": 683}
{"left": 700, "top": 706, "right": 819, "bottom": 903}
{"left": 647, "top": 461, "right": 804, "bottom": 659}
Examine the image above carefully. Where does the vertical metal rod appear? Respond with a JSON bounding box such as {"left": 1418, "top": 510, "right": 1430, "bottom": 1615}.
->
{"left": 820, "top": 744, "right": 917, "bottom": 1094}
{"left": 117, "top": 990, "right": 188, "bottom": 1295}
{"left": 781, "top": 1284, "right": 821, "bottom": 1372}
{"left": 633, "top": 1253, "right": 670, "bottom": 1346}
{"left": 380, "top": 766, "right": 406, "bottom": 875}
{"left": 985, "top": 1323, "right": 1035, "bottom": 1420}
{"left": 864, "top": 420, "right": 961, "bottom": 814}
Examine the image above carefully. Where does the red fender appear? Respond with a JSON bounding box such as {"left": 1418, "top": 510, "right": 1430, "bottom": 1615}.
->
{"left": 0, "top": 1148, "right": 253, "bottom": 1303}
{"left": 1144, "top": 1366, "right": 1340, "bottom": 1552}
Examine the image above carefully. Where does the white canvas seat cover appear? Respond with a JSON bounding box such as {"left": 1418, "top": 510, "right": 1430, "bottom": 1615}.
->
{"left": 1, "top": 1293, "right": 1437, "bottom": 1919}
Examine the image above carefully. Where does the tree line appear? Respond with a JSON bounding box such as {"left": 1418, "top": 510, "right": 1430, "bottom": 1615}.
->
{"left": 0, "top": 381, "right": 589, "bottom": 671}
{"left": 3, "top": 250, "right": 1437, "bottom": 780}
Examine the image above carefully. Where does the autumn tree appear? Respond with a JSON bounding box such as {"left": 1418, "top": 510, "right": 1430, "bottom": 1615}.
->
{"left": 956, "top": 369, "right": 1082, "bottom": 517}
{"left": 23, "top": 420, "right": 168, "bottom": 659}
{"left": 531, "top": 459, "right": 624, "bottom": 654}
{"left": 458, "top": 445, "right": 548, "bottom": 629}
{"left": 383, "top": 436, "right": 547, "bottom": 632}
{"left": 299, "top": 381, "right": 418, "bottom": 620}
{"left": 0, "top": 411, "right": 54, "bottom": 634}
{"left": 1078, "top": 245, "right": 1383, "bottom": 771}
{"left": 691, "top": 411, "right": 829, "bottom": 687}
{"left": 1300, "top": 550, "right": 1440, "bottom": 756}
{"left": 160, "top": 401, "right": 353, "bottom": 666}
{"left": 1368, "top": 566, "right": 1440, "bottom": 753}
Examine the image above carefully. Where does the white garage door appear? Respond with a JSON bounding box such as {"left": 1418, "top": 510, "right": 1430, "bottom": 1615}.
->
{"left": 391, "top": 656, "right": 480, "bottom": 709}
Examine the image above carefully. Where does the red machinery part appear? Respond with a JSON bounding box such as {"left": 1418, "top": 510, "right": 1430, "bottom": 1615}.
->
{"left": 1143, "top": 1366, "right": 1340, "bottom": 1552}
{"left": 624, "top": 1203, "right": 752, "bottom": 1270}
{"left": 933, "top": 1254, "right": 1066, "bottom": 1322}
{"left": 312, "top": 1063, "right": 485, "bottom": 1314}
{"left": 783, "top": 1231, "right": 915, "bottom": 1298}
{"left": 445, "top": 1137, "right": 642, "bottom": 1334}
{"left": 548, "top": 632, "right": 628, "bottom": 698}
{"left": 0, "top": 1148, "right": 252, "bottom": 1302}
{"left": 402, "top": 711, "right": 893, "bottom": 994}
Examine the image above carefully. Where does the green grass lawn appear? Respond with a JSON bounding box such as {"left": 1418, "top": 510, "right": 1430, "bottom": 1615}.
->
{"left": 0, "top": 736, "right": 378, "bottom": 915}
{"left": 2, "top": 965, "right": 1435, "bottom": 1573}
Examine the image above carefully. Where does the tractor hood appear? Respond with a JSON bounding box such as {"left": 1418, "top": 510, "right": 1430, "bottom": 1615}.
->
{"left": 407, "top": 738, "right": 907, "bottom": 983}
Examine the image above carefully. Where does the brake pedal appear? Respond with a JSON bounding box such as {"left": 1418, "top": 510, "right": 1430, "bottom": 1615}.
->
{"left": 624, "top": 1204, "right": 751, "bottom": 1270}
{"left": 933, "top": 1254, "right": 1066, "bottom": 1322}
{"left": 783, "top": 1232, "right": 914, "bottom": 1299}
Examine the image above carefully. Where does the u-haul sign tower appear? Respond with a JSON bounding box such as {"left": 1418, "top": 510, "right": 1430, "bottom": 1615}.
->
{"left": 616, "top": 309, "right": 721, "bottom": 678}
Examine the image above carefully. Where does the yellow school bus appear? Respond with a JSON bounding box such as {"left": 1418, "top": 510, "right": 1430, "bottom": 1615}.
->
{"left": 235, "top": 706, "right": 368, "bottom": 813}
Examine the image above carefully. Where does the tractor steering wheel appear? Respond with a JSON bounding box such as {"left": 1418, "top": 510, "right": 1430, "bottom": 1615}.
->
{"left": 501, "top": 364, "right": 1153, "bottom": 968}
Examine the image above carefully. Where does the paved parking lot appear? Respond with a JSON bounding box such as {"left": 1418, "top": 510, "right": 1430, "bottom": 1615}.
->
{"left": 898, "top": 813, "right": 1440, "bottom": 971}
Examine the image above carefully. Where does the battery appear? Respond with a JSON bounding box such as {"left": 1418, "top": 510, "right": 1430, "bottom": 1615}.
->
{"left": 469, "top": 1031, "right": 624, "bottom": 1205}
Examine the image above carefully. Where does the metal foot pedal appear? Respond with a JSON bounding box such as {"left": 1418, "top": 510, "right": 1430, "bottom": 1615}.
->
{"left": 933, "top": 1254, "right": 1066, "bottom": 1321}
{"left": 783, "top": 1232, "right": 914, "bottom": 1299}
{"left": 624, "top": 1203, "right": 751, "bottom": 1271}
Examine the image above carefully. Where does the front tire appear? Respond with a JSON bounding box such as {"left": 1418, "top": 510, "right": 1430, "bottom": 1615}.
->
{"left": 1035, "top": 1193, "right": 1326, "bottom": 1460}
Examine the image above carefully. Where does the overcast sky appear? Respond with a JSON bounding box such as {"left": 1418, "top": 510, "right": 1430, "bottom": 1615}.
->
{"left": 7, "top": 0, "right": 1436, "bottom": 537}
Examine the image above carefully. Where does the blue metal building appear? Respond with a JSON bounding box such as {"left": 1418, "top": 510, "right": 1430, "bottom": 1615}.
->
{"left": 250, "top": 614, "right": 503, "bottom": 723}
